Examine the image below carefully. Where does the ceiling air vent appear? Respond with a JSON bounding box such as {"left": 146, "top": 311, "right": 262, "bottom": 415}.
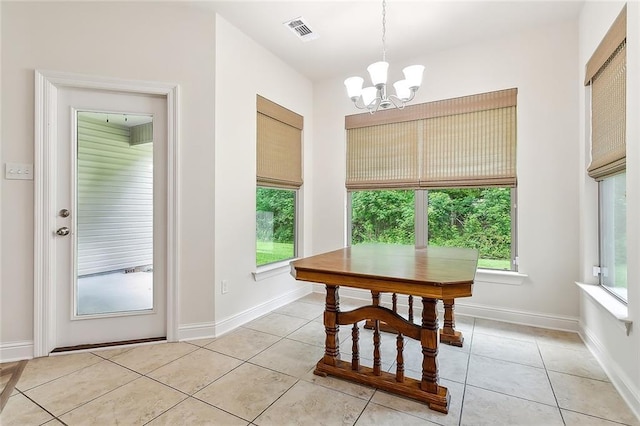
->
{"left": 283, "top": 16, "right": 319, "bottom": 42}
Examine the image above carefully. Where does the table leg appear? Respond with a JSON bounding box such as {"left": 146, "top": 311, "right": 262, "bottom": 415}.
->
{"left": 439, "top": 299, "right": 464, "bottom": 347}
{"left": 315, "top": 285, "right": 340, "bottom": 375}
{"left": 421, "top": 298, "right": 440, "bottom": 395}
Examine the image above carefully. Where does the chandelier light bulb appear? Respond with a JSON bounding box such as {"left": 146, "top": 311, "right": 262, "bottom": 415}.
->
{"left": 361, "top": 87, "right": 378, "bottom": 108}
{"left": 367, "top": 61, "right": 389, "bottom": 88}
{"left": 393, "top": 80, "right": 411, "bottom": 101}
{"left": 403, "top": 65, "right": 425, "bottom": 90}
{"left": 344, "top": 76, "right": 364, "bottom": 100}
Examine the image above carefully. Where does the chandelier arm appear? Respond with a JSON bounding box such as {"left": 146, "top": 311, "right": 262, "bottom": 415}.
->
{"left": 388, "top": 95, "right": 407, "bottom": 110}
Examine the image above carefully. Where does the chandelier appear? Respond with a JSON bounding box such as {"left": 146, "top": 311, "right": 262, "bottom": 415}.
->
{"left": 344, "top": 0, "right": 424, "bottom": 113}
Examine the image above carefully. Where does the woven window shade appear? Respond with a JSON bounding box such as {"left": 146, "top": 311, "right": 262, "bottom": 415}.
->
{"left": 256, "top": 96, "right": 303, "bottom": 188}
{"left": 345, "top": 88, "right": 517, "bottom": 190}
{"left": 587, "top": 41, "right": 626, "bottom": 180}
{"left": 421, "top": 106, "right": 517, "bottom": 188}
{"left": 346, "top": 121, "right": 420, "bottom": 189}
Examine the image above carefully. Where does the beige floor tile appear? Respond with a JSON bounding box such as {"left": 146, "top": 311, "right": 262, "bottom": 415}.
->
{"left": 539, "top": 343, "right": 608, "bottom": 381}
{"left": 297, "top": 292, "right": 326, "bottom": 305}
{"left": 148, "top": 348, "right": 242, "bottom": 394}
{"left": 534, "top": 328, "right": 585, "bottom": 349}
{"left": 254, "top": 380, "right": 367, "bottom": 426}
{"left": 195, "top": 363, "right": 296, "bottom": 421}
{"left": 90, "top": 346, "right": 134, "bottom": 360}
{"left": 460, "top": 385, "right": 564, "bottom": 426}
{"left": 205, "top": 328, "right": 280, "bottom": 360}
{"left": 59, "top": 376, "right": 186, "bottom": 425}
{"left": 147, "top": 397, "right": 248, "bottom": 425}
{"left": 43, "top": 419, "right": 65, "bottom": 425}
{"left": 186, "top": 337, "right": 216, "bottom": 347}
{"left": 275, "top": 301, "right": 325, "bottom": 320}
{"left": 301, "top": 367, "right": 375, "bottom": 400}
{"left": 249, "top": 338, "right": 324, "bottom": 378}
{"left": 398, "top": 340, "right": 470, "bottom": 384}
{"left": 371, "top": 379, "right": 464, "bottom": 426}
{"left": 355, "top": 402, "right": 439, "bottom": 425}
{"left": 24, "top": 360, "right": 139, "bottom": 416}
{"left": 471, "top": 333, "right": 543, "bottom": 367}
{"left": 243, "top": 313, "right": 310, "bottom": 337}
{"left": 474, "top": 319, "right": 537, "bottom": 342}
{"left": 287, "top": 320, "right": 327, "bottom": 347}
{"left": 467, "top": 355, "right": 556, "bottom": 405}
{"left": 16, "top": 353, "right": 102, "bottom": 391}
{"left": 109, "top": 342, "right": 197, "bottom": 374}
{"left": 0, "top": 393, "right": 54, "bottom": 426}
{"left": 549, "top": 371, "right": 639, "bottom": 425}
{"left": 447, "top": 313, "right": 475, "bottom": 334}
{"left": 561, "top": 409, "right": 634, "bottom": 425}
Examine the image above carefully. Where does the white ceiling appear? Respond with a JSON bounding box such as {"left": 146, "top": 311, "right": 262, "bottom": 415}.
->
{"left": 204, "top": 1, "right": 585, "bottom": 82}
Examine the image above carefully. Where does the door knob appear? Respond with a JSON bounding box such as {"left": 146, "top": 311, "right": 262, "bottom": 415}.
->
{"left": 56, "top": 227, "right": 70, "bottom": 236}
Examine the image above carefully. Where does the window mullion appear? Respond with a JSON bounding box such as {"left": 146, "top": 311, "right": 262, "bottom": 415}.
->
{"left": 415, "top": 189, "right": 427, "bottom": 248}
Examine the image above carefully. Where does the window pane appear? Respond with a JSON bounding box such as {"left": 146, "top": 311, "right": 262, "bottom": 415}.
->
{"left": 600, "top": 173, "right": 627, "bottom": 301}
{"left": 351, "top": 190, "right": 415, "bottom": 245}
{"left": 256, "top": 187, "right": 295, "bottom": 266}
{"left": 427, "top": 188, "right": 512, "bottom": 270}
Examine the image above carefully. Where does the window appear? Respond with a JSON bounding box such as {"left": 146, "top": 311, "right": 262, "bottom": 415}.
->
{"left": 256, "top": 187, "right": 296, "bottom": 266}
{"left": 351, "top": 190, "right": 415, "bottom": 245}
{"left": 349, "top": 187, "right": 515, "bottom": 270}
{"left": 346, "top": 89, "right": 517, "bottom": 270}
{"left": 599, "top": 174, "right": 626, "bottom": 300}
{"left": 256, "top": 96, "right": 303, "bottom": 267}
{"left": 585, "top": 6, "right": 626, "bottom": 300}
{"left": 428, "top": 188, "right": 513, "bottom": 270}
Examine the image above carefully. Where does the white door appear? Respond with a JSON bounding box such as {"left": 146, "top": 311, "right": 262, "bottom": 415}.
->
{"left": 54, "top": 87, "right": 167, "bottom": 348}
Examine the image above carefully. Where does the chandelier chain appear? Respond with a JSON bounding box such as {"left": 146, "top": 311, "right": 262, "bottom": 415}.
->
{"left": 382, "top": 0, "right": 387, "bottom": 62}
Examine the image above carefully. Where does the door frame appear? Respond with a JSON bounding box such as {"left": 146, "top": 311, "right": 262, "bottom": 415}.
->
{"left": 34, "top": 70, "right": 181, "bottom": 357}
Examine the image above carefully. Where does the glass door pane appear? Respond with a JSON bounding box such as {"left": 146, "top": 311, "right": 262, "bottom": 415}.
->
{"left": 75, "top": 111, "right": 154, "bottom": 316}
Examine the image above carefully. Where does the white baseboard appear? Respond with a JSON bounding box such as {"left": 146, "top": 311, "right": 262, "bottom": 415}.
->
{"left": 214, "top": 286, "right": 310, "bottom": 337}
{"left": 580, "top": 325, "right": 640, "bottom": 421}
{"left": 185, "top": 286, "right": 309, "bottom": 340}
{"left": 0, "top": 340, "right": 34, "bottom": 362}
{"left": 454, "top": 302, "right": 579, "bottom": 332}
{"left": 310, "top": 285, "right": 579, "bottom": 332}
{"left": 177, "top": 322, "right": 217, "bottom": 341}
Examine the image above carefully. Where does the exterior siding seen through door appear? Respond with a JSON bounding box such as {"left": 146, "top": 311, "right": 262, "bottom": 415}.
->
{"left": 76, "top": 115, "right": 153, "bottom": 276}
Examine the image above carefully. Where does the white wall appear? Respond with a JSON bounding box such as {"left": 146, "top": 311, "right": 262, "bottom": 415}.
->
{"left": 578, "top": 1, "right": 640, "bottom": 416}
{"left": 313, "top": 18, "right": 581, "bottom": 326}
{"left": 212, "top": 16, "right": 313, "bottom": 333}
{"left": 0, "top": 3, "right": 316, "bottom": 356}
{"left": 1, "top": 2, "right": 217, "bottom": 356}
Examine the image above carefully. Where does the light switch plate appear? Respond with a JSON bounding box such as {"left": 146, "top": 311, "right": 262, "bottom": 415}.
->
{"left": 5, "top": 163, "right": 33, "bottom": 180}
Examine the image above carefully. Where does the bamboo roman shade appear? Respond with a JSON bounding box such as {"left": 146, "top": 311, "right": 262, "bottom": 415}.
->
{"left": 256, "top": 95, "right": 303, "bottom": 188}
{"left": 345, "top": 88, "right": 517, "bottom": 190}
{"left": 585, "top": 6, "right": 626, "bottom": 181}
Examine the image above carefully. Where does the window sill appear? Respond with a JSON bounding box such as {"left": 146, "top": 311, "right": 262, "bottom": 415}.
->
{"left": 253, "top": 259, "right": 298, "bottom": 282}
{"left": 475, "top": 269, "right": 528, "bottom": 285}
{"left": 575, "top": 281, "right": 631, "bottom": 335}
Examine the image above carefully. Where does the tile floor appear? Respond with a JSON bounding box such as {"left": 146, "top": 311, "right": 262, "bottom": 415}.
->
{"left": 1, "top": 293, "right": 638, "bottom": 425}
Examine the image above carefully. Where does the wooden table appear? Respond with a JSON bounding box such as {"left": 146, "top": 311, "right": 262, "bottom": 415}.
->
{"left": 290, "top": 245, "right": 478, "bottom": 414}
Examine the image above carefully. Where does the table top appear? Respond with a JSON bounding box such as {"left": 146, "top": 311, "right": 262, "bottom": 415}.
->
{"left": 290, "top": 245, "right": 479, "bottom": 299}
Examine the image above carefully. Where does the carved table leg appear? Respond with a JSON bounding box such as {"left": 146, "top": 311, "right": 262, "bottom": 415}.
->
{"left": 421, "top": 297, "right": 439, "bottom": 395}
{"left": 421, "top": 297, "right": 449, "bottom": 414}
{"left": 439, "top": 298, "right": 464, "bottom": 347}
{"left": 315, "top": 284, "right": 340, "bottom": 376}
